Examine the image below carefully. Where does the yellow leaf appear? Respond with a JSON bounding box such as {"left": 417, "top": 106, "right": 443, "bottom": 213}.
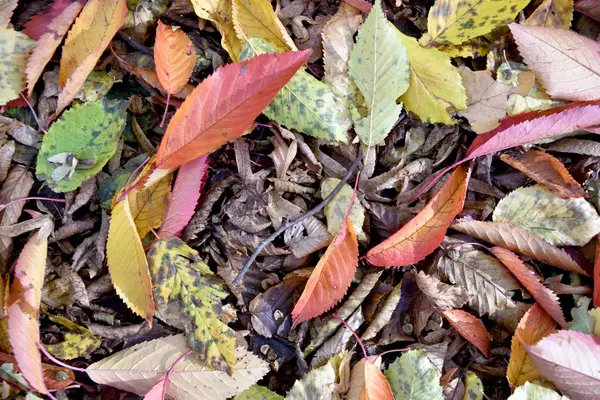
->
{"left": 396, "top": 30, "right": 466, "bottom": 124}
{"left": 438, "top": 37, "right": 491, "bottom": 58}
{"left": 190, "top": 0, "right": 243, "bottom": 61}
{"left": 589, "top": 308, "right": 600, "bottom": 336}
{"left": 0, "top": 28, "right": 34, "bottom": 106}
{"left": 423, "top": 0, "right": 529, "bottom": 45}
{"left": 57, "top": 0, "right": 127, "bottom": 114}
{"left": 107, "top": 195, "right": 154, "bottom": 321}
{"left": 525, "top": 0, "right": 573, "bottom": 29}
{"left": 129, "top": 173, "right": 172, "bottom": 238}
{"left": 232, "top": 0, "right": 296, "bottom": 50}
{"left": 44, "top": 315, "right": 101, "bottom": 360}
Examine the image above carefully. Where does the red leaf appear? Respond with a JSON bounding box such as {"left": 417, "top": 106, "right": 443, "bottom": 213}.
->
{"left": 366, "top": 164, "right": 470, "bottom": 267}
{"left": 348, "top": 359, "right": 394, "bottom": 400}
{"left": 442, "top": 309, "right": 490, "bottom": 357}
{"left": 292, "top": 219, "right": 358, "bottom": 326}
{"left": 155, "top": 50, "right": 310, "bottom": 170}
{"left": 594, "top": 234, "right": 600, "bottom": 307}
{"left": 154, "top": 20, "right": 196, "bottom": 96}
{"left": 22, "top": 0, "right": 76, "bottom": 40}
{"left": 158, "top": 154, "right": 209, "bottom": 238}
{"left": 490, "top": 247, "right": 567, "bottom": 328}
{"left": 342, "top": 0, "right": 372, "bottom": 12}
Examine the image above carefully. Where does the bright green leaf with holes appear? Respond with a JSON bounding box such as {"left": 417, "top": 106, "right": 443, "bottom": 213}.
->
{"left": 0, "top": 28, "right": 34, "bottom": 105}
{"left": 385, "top": 350, "right": 443, "bottom": 400}
{"left": 36, "top": 99, "right": 127, "bottom": 192}
{"left": 44, "top": 315, "right": 101, "bottom": 360}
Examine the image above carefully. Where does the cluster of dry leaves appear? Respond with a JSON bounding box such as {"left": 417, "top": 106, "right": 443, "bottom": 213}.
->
{"left": 1, "top": 0, "right": 600, "bottom": 399}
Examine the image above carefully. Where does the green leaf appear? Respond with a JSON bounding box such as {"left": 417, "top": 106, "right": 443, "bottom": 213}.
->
{"left": 568, "top": 297, "right": 595, "bottom": 334}
{"left": 321, "top": 177, "right": 366, "bottom": 241}
{"left": 75, "top": 71, "right": 115, "bottom": 103}
{"left": 240, "top": 38, "right": 348, "bottom": 142}
{"left": 348, "top": 0, "right": 409, "bottom": 146}
{"left": 98, "top": 154, "right": 147, "bottom": 209}
{"left": 0, "top": 28, "right": 34, "bottom": 106}
{"left": 36, "top": 99, "right": 127, "bottom": 192}
{"left": 384, "top": 350, "right": 444, "bottom": 400}
{"left": 507, "top": 382, "right": 567, "bottom": 400}
{"left": 148, "top": 237, "right": 236, "bottom": 373}
{"left": 236, "top": 385, "right": 283, "bottom": 400}
{"left": 493, "top": 185, "right": 600, "bottom": 246}
{"left": 44, "top": 315, "right": 101, "bottom": 360}
{"left": 462, "top": 371, "right": 483, "bottom": 400}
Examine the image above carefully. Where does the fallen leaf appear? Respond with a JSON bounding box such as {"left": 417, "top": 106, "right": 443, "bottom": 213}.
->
{"left": 36, "top": 99, "right": 127, "bottom": 193}
{"left": 148, "top": 237, "right": 236, "bottom": 373}
{"left": 0, "top": 0, "right": 16, "bottom": 28}
{"left": 321, "top": 177, "right": 366, "bottom": 240}
{"left": 508, "top": 382, "right": 567, "bottom": 400}
{"left": 57, "top": 0, "right": 127, "bottom": 114}
{"left": 107, "top": 195, "right": 154, "bottom": 321}
{"left": 438, "top": 37, "right": 491, "bottom": 58}
{"left": 493, "top": 185, "right": 600, "bottom": 246}
{"left": 154, "top": 20, "right": 196, "bottom": 97}
{"left": 348, "top": 358, "right": 394, "bottom": 400}
{"left": 87, "top": 334, "right": 269, "bottom": 400}
{"left": 155, "top": 49, "right": 309, "bottom": 170}
{"left": 143, "top": 378, "right": 166, "bottom": 400}
{"left": 292, "top": 219, "right": 358, "bottom": 326}
{"left": 22, "top": 0, "right": 74, "bottom": 40}
{"left": 361, "top": 280, "right": 403, "bottom": 341}
{"left": 575, "top": 0, "right": 600, "bottom": 22}
{"left": 500, "top": 150, "right": 585, "bottom": 199}
{"left": 507, "top": 304, "right": 557, "bottom": 388}
{"left": 343, "top": 0, "right": 372, "bottom": 13}
{"left": 568, "top": 297, "right": 596, "bottom": 334}
{"left": 524, "top": 0, "right": 573, "bottom": 29}
{"left": 596, "top": 234, "right": 600, "bottom": 308}
{"left": 415, "top": 271, "right": 469, "bottom": 311}
{"left": 0, "top": 28, "right": 34, "bottom": 106}
{"left": 384, "top": 350, "right": 443, "bottom": 400}
{"left": 287, "top": 351, "right": 349, "bottom": 400}
{"left": 237, "top": 385, "right": 283, "bottom": 399}
{"left": 525, "top": 330, "right": 600, "bottom": 399}
{"left": 189, "top": 0, "right": 242, "bottom": 61}
{"left": 158, "top": 155, "right": 209, "bottom": 238}
{"left": 462, "top": 371, "right": 483, "bottom": 400}
{"left": 232, "top": 0, "right": 296, "bottom": 50}
{"left": 397, "top": 30, "right": 466, "bottom": 125}
{"left": 509, "top": 24, "right": 600, "bottom": 101}
{"left": 44, "top": 315, "right": 101, "bottom": 360}
{"left": 348, "top": 0, "right": 409, "bottom": 145}
{"left": 546, "top": 138, "right": 600, "bottom": 157}
{"left": 451, "top": 221, "right": 588, "bottom": 276}
{"left": 442, "top": 309, "right": 490, "bottom": 357}
{"left": 129, "top": 170, "right": 172, "bottom": 239}
{"left": 366, "top": 164, "right": 470, "bottom": 267}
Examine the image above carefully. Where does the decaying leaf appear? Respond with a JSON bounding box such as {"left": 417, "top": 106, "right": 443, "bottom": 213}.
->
{"left": 384, "top": 350, "right": 443, "bottom": 400}
{"left": 415, "top": 271, "right": 469, "bottom": 311}
{"left": 44, "top": 315, "right": 101, "bottom": 360}
{"left": 148, "top": 237, "right": 236, "bottom": 373}
{"left": 442, "top": 309, "right": 490, "bottom": 357}
{"left": 463, "top": 371, "right": 483, "bottom": 400}
{"left": 322, "top": 177, "right": 366, "bottom": 240}
{"left": 361, "top": 280, "right": 402, "bottom": 341}
{"left": 524, "top": 0, "right": 573, "bottom": 29}
{"left": 0, "top": 28, "right": 34, "bottom": 106}
{"left": 129, "top": 169, "right": 172, "bottom": 239}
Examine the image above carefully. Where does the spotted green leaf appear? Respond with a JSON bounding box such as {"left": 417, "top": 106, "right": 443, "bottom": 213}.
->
{"left": 44, "top": 315, "right": 101, "bottom": 360}
{"left": 321, "top": 177, "right": 366, "bottom": 241}
{"left": 236, "top": 385, "right": 283, "bottom": 400}
{"left": 241, "top": 38, "right": 349, "bottom": 143}
{"left": 148, "top": 237, "right": 236, "bottom": 373}
{"left": 384, "top": 350, "right": 443, "bottom": 400}
{"left": 493, "top": 185, "right": 600, "bottom": 247}
{"left": 0, "top": 28, "right": 34, "bottom": 105}
{"left": 348, "top": 0, "right": 409, "bottom": 146}
{"left": 462, "top": 371, "right": 484, "bottom": 400}
{"left": 75, "top": 71, "right": 115, "bottom": 103}
{"left": 36, "top": 99, "right": 127, "bottom": 192}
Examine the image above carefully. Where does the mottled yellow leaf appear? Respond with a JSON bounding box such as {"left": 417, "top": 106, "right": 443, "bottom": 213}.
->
{"left": 129, "top": 173, "right": 172, "bottom": 238}
{"left": 44, "top": 315, "right": 101, "bottom": 360}
{"left": 0, "top": 28, "right": 34, "bottom": 106}
{"left": 321, "top": 177, "right": 366, "bottom": 241}
{"left": 232, "top": 0, "right": 295, "bottom": 50}
{"left": 525, "top": 0, "right": 573, "bottom": 29}
{"left": 190, "top": 0, "right": 243, "bottom": 61}
{"left": 438, "top": 37, "right": 491, "bottom": 58}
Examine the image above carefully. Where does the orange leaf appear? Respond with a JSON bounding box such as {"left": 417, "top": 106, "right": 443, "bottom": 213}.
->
{"left": 366, "top": 164, "right": 470, "bottom": 267}
{"left": 507, "top": 304, "right": 556, "bottom": 388}
{"left": 442, "top": 309, "right": 490, "bottom": 357}
{"left": 500, "top": 150, "right": 585, "bottom": 199}
{"left": 490, "top": 247, "right": 567, "bottom": 328}
{"left": 133, "top": 66, "right": 194, "bottom": 99}
{"left": 6, "top": 222, "right": 52, "bottom": 394}
{"left": 154, "top": 21, "right": 195, "bottom": 96}
{"left": 348, "top": 359, "right": 394, "bottom": 400}
{"left": 56, "top": 0, "right": 127, "bottom": 115}
{"left": 155, "top": 50, "right": 310, "bottom": 170}
{"left": 291, "top": 219, "right": 358, "bottom": 326}
{"left": 594, "top": 234, "right": 600, "bottom": 308}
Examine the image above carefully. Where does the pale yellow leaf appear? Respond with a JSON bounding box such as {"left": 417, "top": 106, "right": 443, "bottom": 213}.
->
{"left": 321, "top": 177, "right": 366, "bottom": 241}
{"left": 130, "top": 173, "right": 172, "bottom": 238}
{"left": 190, "top": 0, "right": 243, "bottom": 61}
{"left": 232, "top": 0, "right": 295, "bottom": 50}
{"left": 0, "top": 28, "right": 34, "bottom": 106}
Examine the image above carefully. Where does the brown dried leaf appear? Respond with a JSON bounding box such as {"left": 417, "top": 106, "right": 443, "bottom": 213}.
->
{"left": 415, "top": 271, "right": 469, "bottom": 311}
{"left": 545, "top": 138, "right": 600, "bottom": 157}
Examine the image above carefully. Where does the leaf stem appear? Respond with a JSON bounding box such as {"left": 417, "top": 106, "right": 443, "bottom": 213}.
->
{"left": 160, "top": 93, "right": 171, "bottom": 127}
{"left": 332, "top": 313, "right": 368, "bottom": 360}
{"left": 0, "top": 197, "right": 66, "bottom": 212}
{"left": 161, "top": 350, "right": 192, "bottom": 399}
{"left": 38, "top": 343, "right": 88, "bottom": 373}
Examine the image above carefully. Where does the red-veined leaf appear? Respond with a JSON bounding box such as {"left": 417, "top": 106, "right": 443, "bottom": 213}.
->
{"left": 594, "top": 234, "right": 600, "bottom": 308}
{"left": 22, "top": 0, "right": 75, "bottom": 40}
{"left": 526, "top": 330, "right": 600, "bottom": 399}
{"left": 347, "top": 358, "right": 394, "bottom": 400}
{"left": 155, "top": 50, "right": 310, "bottom": 170}
{"left": 6, "top": 220, "right": 53, "bottom": 394}
{"left": 158, "top": 154, "right": 209, "bottom": 238}
{"left": 442, "top": 309, "right": 490, "bottom": 357}
{"left": 509, "top": 24, "right": 600, "bottom": 101}
{"left": 507, "top": 304, "right": 557, "bottom": 388}
{"left": 490, "top": 247, "right": 567, "bottom": 328}
{"left": 291, "top": 219, "right": 358, "bottom": 326}
{"left": 366, "top": 164, "right": 470, "bottom": 267}
{"left": 154, "top": 21, "right": 195, "bottom": 96}
{"left": 500, "top": 150, "right": 585, "bottom": 199}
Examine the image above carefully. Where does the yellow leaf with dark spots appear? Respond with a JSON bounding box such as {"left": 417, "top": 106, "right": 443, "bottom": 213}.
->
{"left": 44, "top": 315, "right": 101, "bottom": 360}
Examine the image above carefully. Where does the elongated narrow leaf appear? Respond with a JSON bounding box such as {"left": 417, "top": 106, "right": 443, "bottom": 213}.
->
{"left": 451, "top": 221, "right": 588, "bottom": 276}
{"left": 154, "top": 20, "right": 196, "bottom": 96}
{"left": 384, "top": 350, "right": 443, "bottom": 400}
{"left": 490, "top": 247, "right": 566, "bottom": 328}
{"left": 507, "top": 304, "right": 556, "bottom": 388}
{"left": 510, "top": 24, "right": 600, "bottom": 101}
{"left": 232, "top": 0, "right": 295, "bottom": 50}
{"left": 0, "top": 28, "right": 34, "bottom": 106}
{"left": 526, "top": 331, "right": 600, "bottom": 399}
{"left": 292, "top": 219, "right": 358, "bottom": 326}
{"left": 348, "top": 0, "right": 409, "bottom": 145}
{"left": 442, "top": 309, "right": 490, "bottom": 357}
{"left": 155, "top": 50, "right": 309, "bottom": 170}
{"left": 366, "top": 165, "right": 470, "bottom": 267}
{"left": 500, "top": 150, "right": 585, "bottom": 198}
{"left": 348, "top": 359, "right": 394, "bottom": 400}
{"left": 22, "top": 0, "right": 73, "bottom": 39}
{"left": 159, "top": 155, "right": 209, "bottom": 238}
{"left": 57, "top": 0, "right": 127, "bottom": 114}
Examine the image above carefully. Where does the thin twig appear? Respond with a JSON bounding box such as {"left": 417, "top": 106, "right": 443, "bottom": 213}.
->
{"left": 233, "top": 153, "right": 363, "bottom": 285}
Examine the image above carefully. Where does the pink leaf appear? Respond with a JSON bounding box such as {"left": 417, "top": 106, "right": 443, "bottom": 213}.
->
{"left": 22, "top": 0, "right": 76, "bottom": 40}
{"left": 143, "top": 378, "right": 166, "bottom": 400}
{"left": 342, "top": 0, "right": 372, "bottom": 12}
{"left": 158, "top": 155, "right": 209, "bottom": 238}
{"left": 526, "top": 331, "right": 600, "bottom": 399}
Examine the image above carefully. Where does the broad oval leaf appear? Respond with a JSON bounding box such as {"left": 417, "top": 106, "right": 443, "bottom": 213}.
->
{"left": 0, "top": 0, "right": 17, "bottom": 28}
{"left": 286, "top": 351, "right": 351, "bottom": 400}
{"left": 507, "top": 304, "right": 557, "bottom": 388}
{"left": 500, "top": 150, "right": 586, "bottom": 199}
{"left": 493, "top": 185, "right": 600, "bottom": 247}
{"left": 0, "top": 28, "right": 34, "bottom": 106}
{"left": 366, "top": 164, "right": 470, "bottom": 267}
{"left": 442, "top": 309, "right": 490, "bottom": 357}
{"left": 291, "top": 219, "right": 358, "bottom": 326}
{"left": 508, "top": 382, "right": 567, "bottom": 400}
{"left": 155, "top": 49, "right": 310, "bottom": 170}
{"left": 154, "top": 20, "right": 196, "bottom": 96}
{"left": 348, "top": 359, "right": 394, "bottom": 400}
{"left": 232, "top": 0, "right": 295, "bottom": 50}
{"left": 451, "top": 221, "right": 589, "bottom": 276}
{"left": 526, "top": 330, "right": 600, "bottom": 399}
{"left": 384, "top": 350, "right": 443, "bottom": 400}
{"left": 510, "top": 24, "right": 600, "bottom": 101}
